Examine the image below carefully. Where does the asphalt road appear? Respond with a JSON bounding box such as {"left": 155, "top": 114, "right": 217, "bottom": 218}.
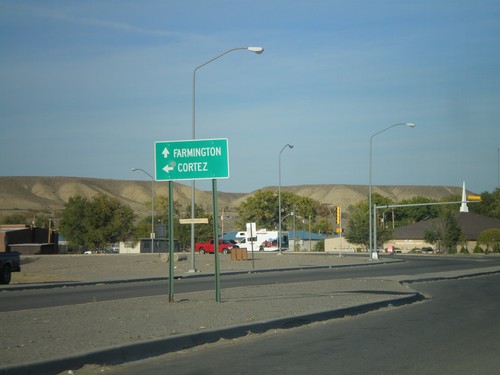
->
{"left": 104, "top": 273, "right": 500, "bottom": 375}
{"left": 2, "top": 255, "right": 500, "bottom": 312}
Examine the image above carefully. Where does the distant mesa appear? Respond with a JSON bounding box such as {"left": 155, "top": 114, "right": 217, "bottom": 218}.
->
{"left": 0, "top": 176, "right": 464, "bottom": 220}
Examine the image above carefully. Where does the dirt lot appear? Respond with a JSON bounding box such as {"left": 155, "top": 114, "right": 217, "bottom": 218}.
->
{"left": 11, "top": 251, "right": 369, "bottom": 284}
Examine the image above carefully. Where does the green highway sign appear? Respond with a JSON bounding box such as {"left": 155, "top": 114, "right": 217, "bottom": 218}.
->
{"left": 155, "top": 138, "right": 229, "bottom": 181}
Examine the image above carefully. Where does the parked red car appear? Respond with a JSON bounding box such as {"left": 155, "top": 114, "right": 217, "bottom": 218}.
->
{"left": 195, "top": 239, "right": 237, "bottom": 254}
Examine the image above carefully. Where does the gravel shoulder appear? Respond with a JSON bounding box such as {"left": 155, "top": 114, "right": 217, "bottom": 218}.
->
{"left": 1, "top": 253, "right": 414, "bottom": 371}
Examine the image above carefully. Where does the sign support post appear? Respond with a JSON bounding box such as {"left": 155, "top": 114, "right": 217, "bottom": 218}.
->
{"left": 155, "top": 138, "right": 229, "bottom": 303}
{"left": 212, "top": 179, "right": 221, "bottom": 302}
{"left": 168, "top": 181, "right": 175, "bottom": 302}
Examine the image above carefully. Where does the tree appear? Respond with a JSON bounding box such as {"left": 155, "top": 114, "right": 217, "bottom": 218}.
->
{"left": 237, "top": 190, "right": 278, "bottom": 229}
{"left": 470, "top": 188, "right": 500, "bottom": 220}
{"left": 2, "top": 214, "right": 29, "bottom": 225}
{"left": 133, "top": 194, "right": 213, "bottom": 250}
{"left": 59, "top": 194, "right": 136, "bottom": 251}
{"left": 345, "top": 193, "right": 393, "bottom": 250}
{"left": 424, "top": 209, "right": 462, "bottom": 253}
{"left": 59, "top": 195, "right": 88, "bottom": 248}
{"left": 395, "top": 196, "right": 438, "bottom": 226}
{"left": 236, "top": 190, "right": 328, "bottom": 233}
{"left": 477, "top": 228, "right": 500, "bottom": 253}
{"left": 345, "top": 200, "right": 370, "bottom": 249}
{"left": 178, "top": 204, "right": 214, "bottom": 247}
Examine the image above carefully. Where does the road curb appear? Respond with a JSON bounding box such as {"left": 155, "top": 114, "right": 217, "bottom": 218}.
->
{"left": 400, "top": 268, "right": 500, "bottom": 284}
{"left": 0, "top": 291, "right": 425, "bottom": 375}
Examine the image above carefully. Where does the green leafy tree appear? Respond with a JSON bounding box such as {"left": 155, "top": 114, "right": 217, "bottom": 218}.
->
{"left": 237, "top": 190, "right": 278, "bottom": 229}
{"left": 237, "top": 190, "right": 328, "bottom": 233}
{"left": 2, "top": 214, "right": 29, "bottom": 225}
{"left": 59, "top": 195, "right": 88, "bottom": 248}
{"left": 395, "top": 196, "right": 438, "bottom": 226}
{"left": 179, "top": 204, "right": 214, "bottom": 247}
{"left": 135, "top": 195, "right": 182, "bottom": 240}
{"left": 136, "top": 194, "right": 213, "bottom": 249}
{"left": 345, "top": 200, "right": 370, "bottom": 249}
{"left": 470, "top": 188, "right": 500, "bottom": 220}
{"left": 59, "top": 194, "right": 136, "bottom": 251}
{"left": 424, "top": 209, "right": 462, "bottom": 253}
{"left": 477, "top": 228, "right": 500, "bottom": 253}
{"left": 346, "top": 193, "right": 393, "bottom": 250}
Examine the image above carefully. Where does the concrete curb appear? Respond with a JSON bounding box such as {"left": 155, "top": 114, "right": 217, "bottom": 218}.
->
{"left": 400, "top": 268, "right": 500, "bottom": 284}
{"left": 0, "top": 291, "right": 425, "bottom": 375}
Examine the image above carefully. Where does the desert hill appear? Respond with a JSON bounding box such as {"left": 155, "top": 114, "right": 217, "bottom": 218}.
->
{"left": 0, "top": 177, "right": 465, "bottom": 224}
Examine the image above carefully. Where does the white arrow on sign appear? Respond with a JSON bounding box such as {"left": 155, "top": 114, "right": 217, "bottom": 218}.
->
{"left": 163, "top": 164, "right": 174, "bottom": 173}
{"left": 162, "top": 148, "right": 170, "bottom": 158}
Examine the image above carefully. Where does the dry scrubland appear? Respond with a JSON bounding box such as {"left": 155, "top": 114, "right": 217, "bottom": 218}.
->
{"left": 0, "top": 176, "right": 463, "bottom": 222}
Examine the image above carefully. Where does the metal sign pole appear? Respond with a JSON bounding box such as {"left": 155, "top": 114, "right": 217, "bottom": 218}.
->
{"left": 168, "top": 181, "right": 175, "bottom": 302}
{"left": 213, "top": 179, "right": 221, "bottom": 302}
{"left": 250, "top": 224, "right": 255, "bottom": 269}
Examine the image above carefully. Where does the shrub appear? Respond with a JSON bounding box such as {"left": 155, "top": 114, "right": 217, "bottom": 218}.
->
{"left": 460, "top": 246, "right": 469, "bottom": 254}
{"left": 473, "top": 244, "right": 484, "bottom": 253}
{"left": 314, "top": 240, "right": 325, "bottom": 252}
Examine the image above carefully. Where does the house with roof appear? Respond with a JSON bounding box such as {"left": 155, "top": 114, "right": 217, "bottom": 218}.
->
{"left": 385, "top": 212, "right": 500, "bottom": 253}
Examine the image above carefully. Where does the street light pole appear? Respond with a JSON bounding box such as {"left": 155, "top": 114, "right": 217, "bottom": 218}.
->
{"left": 497, "top": 147, "right": 499, "bottom": 188}
{"left": 278, "top": 144, "right": 294, "bottom": 254}
{"left": 369, "top": 122, "right": 415, "bottom": 260}
{"left": 190, "top": 46, "right": 264, "bottom": 272}
{"left": 131, "top": 168, "right": 155, "bottom": 253}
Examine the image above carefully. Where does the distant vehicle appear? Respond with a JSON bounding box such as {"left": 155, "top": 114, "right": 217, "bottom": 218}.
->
{"left": 236, "top": 229, "right": 289, "bottom": 252}
{"left": 0, "top": 251, "right": 21, "bottom": 284}
{"left": 195, "top": 239, "right": 237, "bottom": 254}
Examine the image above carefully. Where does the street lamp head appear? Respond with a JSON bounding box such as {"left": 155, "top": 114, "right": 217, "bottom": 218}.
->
{"left": 131, "top": 168, "right": 138, "bottom": 172}
{"left": 405, "top": 122, "right": 416, "bottom": 128}
{"left": 248, "top": 46, "right": 264, "bottom": 54}
{"left": 287, "top": 144, "right": 294, "bottom": 149}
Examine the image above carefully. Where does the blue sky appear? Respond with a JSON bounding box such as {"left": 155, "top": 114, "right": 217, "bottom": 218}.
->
{"left": 1, "top": 1, "right": 499, "bottom": 194}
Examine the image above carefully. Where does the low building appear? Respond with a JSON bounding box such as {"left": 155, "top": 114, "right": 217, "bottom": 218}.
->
{"left": 288, "top": 230, "right": 332, "bottom": 251}
{"left": 385, "top": 212, "right": 500, "bottom": 253}
{"left": 119, "top": 238, "right": 180, "bottom": 254}
{"left": 0, "top": 224, "right": 59, "bottom": 254}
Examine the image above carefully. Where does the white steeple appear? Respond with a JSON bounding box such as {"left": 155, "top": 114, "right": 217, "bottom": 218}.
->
{"left": 460, "top": 181, "right": 469, "bottom": 213}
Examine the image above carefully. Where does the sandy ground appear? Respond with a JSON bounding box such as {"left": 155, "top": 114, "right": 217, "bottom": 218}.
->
{"left": 1, "top": 252, "right": 416, "bottom": 371}
{"left": 10, "top": 251, "right": 372, "bottom": 284}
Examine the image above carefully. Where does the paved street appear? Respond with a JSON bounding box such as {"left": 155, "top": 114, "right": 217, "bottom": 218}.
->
{"left": 0, "top": 254, "right": 499, "bottom": 374}
{"left": 102, "top": 274, "right": 500, "bottom": 375}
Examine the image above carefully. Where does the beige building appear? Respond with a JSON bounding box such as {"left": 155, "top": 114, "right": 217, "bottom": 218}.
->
{"left": 385, "top": 212, "right": 500, "bottom": 253}
{"left": 325, "top": 212, "right": 500, "bottom": 254}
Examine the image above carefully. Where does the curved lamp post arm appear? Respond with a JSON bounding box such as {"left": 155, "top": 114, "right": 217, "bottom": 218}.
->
{"left": 192, "top": 47, "right": 264, "bottom": 139}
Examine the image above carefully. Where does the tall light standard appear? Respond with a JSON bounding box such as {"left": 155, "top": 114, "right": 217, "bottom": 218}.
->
{"left": 190, "top": 46, "right": 264, "bottom": 272}
{"left": 131, "top": 168, "right": 155, "bottom": 253}
{"left": 278, "top": 144, "right": 294, "bottom": 254}
{"left": 369, "top": 122, "right": 415, "bottom": 259}
{"left": 497, "top": 147, "right": 499, "bottom": 188}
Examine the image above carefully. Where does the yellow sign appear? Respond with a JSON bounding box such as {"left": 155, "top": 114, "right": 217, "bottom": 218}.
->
{"left": 467, "top": 195, "right": 482, "bottom": 202}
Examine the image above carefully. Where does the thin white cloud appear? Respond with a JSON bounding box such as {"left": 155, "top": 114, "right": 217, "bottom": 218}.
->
{"left": 4, "top": 3, "right": 181, "bottom": 38}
